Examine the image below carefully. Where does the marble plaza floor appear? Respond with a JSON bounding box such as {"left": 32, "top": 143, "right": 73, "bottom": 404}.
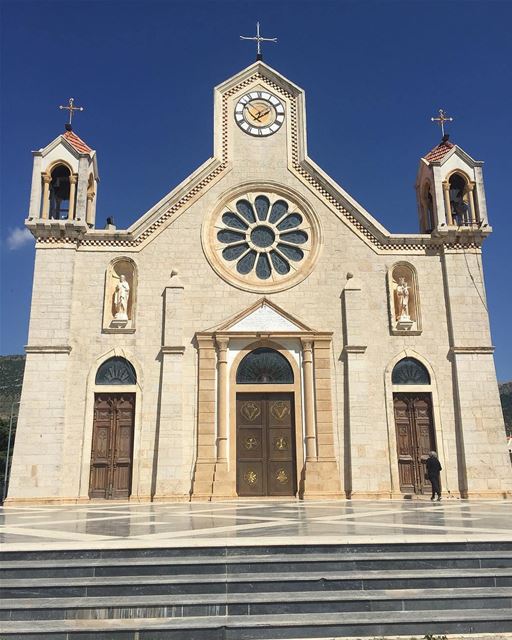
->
{"left": 0, "top": 499, "right": 511, "bottom": 551}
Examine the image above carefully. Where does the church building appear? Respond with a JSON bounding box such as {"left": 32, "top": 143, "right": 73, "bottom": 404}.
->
{"left": 7, "top": 59, "right": 511, "bottom": 504}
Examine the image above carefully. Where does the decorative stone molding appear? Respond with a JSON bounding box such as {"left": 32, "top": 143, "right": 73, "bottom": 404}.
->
{"left": 25, "top": 344, "right": 72, "bottom": 354}
{"left": 160, "top": 346, "right": 186, "bottom": 355}
{"left": 450, "top": 346, "right": 495, "bottom": 355}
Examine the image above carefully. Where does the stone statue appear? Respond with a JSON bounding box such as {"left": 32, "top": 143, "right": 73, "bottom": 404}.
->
{"left": 114, "top": 274, "right": 130, "bottom": 320}
{"left": 396, "top": 277, "right": 410, "bottom": 320}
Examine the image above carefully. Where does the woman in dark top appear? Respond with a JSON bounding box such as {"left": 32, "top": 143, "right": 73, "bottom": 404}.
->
{"left": 426, "top": 451, "right": 442, "bottom": 501}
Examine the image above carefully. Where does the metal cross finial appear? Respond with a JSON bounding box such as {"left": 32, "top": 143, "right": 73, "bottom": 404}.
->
{"left": 431, "top": 108, "right": 454, "bottom": 137}
{"left": 59, "top": 97, "right": 84, "bottom": 127}
{"left": 240, "top": 22, "right": 277, "bottom": 61}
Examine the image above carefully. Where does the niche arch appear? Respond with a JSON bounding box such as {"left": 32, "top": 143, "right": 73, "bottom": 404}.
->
{"left": 102, "top": 257, "right": 138, "bottom": 333}
{"left": 387, "top": 262, "right": 422, "bottom": 334}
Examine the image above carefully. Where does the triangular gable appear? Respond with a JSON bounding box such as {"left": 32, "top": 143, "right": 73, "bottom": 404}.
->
{"left": 208, "top": 298, "right": 314, "bottom": 333}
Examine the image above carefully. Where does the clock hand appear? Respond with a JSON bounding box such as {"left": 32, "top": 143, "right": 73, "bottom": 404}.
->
{"left": 254, "top": 108, "right": 271, "bottom": 121}
{"left": 246, "top": 105, "right": 259, "bottom": 119}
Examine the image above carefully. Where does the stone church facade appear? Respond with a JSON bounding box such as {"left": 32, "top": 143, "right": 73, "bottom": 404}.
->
{"left": 7, "top": 62, "right": 511, "bottom": 504}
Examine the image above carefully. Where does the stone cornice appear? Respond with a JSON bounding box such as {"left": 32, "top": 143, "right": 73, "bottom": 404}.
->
{"left": 450, "top": 346, "right": 495, "bottom": 355}
{"left": 161, "top": 346, "right": 186, "bottom": 355}
{"left": 343, "top": 345, "right": 368, "bottom": 354}
{"left": 25, "top": 345, "right": 72, "bottom": 354}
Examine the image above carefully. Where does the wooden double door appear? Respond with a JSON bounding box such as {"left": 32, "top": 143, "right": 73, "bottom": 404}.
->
{"left": 393, "top": 393, "right": 436, "bottom": 494}
{"left": 89, "top": 394, "right": 135, "bottom": 499}
{"left": 236, "top": 393, "right": 296, "bottom": 497}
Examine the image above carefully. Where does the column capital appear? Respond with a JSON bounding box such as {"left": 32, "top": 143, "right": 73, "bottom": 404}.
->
{"left": 42, "top": 173, "right": 52, "bottom": 184}
{"left": 196, "top": 335, "right": 215, "bottom": 351}
{"left": 300, "top": 336, "right": 314, "bottom": 352}
{"left": 442, "top": 181, "right": 450, "bottom": 191}
{"left": 69, "top": 174, "right": 78, "bottom": 184}
{"left": 215, "top": 335, "right": 229, "bottom": 351}
{"left": 466, "top": 182, "right": 475, "bottom": 191}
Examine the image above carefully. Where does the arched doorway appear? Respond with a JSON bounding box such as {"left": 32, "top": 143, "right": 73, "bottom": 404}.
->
{"left": 235, "top": 348, "right": 297, "bottom": 497}
{"left": 89, "top": 357, "right": 136, "bottom": 499}
{"left": 392, "top": 358, "right": 436, "bottom": 495}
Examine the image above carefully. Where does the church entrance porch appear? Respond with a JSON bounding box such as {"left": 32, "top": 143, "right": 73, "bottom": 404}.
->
{"left": 236, "top": 392, "right": 296, "bottom": 497}
{"left": 89, "top": 393, "right": 135, "bottom": 500}
{"left": 393, "top": 393, "right": 436, "bottom": 495}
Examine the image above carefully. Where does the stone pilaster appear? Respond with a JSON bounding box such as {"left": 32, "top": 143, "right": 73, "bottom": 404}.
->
{"left": 341, "top": 275, "right": 384, "bottom": 499}
{"left": 212, "top": 335, "right": 236, "bottom": 498}
{"left": 153, "top": 275, "right": 188, "bottom": 500}
{"left": 190, "top": 335, "right": 217, "bottom": 500}
{"left": 302, "top": 336, "right": 343, "bottom": 499}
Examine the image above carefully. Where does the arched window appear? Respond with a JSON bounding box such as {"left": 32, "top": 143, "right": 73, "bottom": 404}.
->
{"left": 449, "top": 173, "right": 471, "bottom": 225}
{"left": 95, "top": 357, "right": 137, "bottom": 385}
{"left": 49, "top": 165, "right": 71, "bottom": 219}
{"left": 237, "top": 348, "right": 293, "bottom": 384}
{"left": 392, "top": 358, "right": 430, "bottom": 385}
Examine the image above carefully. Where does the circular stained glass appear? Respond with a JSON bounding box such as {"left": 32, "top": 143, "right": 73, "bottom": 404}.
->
{"left": 215, "top": 193, "right": 311, "bottom": 282}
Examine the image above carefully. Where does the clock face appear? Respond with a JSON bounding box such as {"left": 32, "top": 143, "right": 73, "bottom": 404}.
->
{"left": 235, "top": 91, "right": 285, "bottom": 136}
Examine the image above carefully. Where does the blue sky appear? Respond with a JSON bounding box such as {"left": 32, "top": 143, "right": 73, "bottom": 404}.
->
{"left": 1, "top": 0, "right": 511, "bottom": 381}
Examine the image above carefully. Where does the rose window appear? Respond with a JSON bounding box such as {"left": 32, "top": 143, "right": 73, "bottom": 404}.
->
{"left": 216, "top": 194, "right": 310, "bottom": 281}
{"left": 203, "top": 188, "right": 319, "bottom": 292}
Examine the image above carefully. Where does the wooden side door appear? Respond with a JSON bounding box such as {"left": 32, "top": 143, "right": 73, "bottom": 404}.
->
{"left": 111, "top": 395, "right": 135, "bottom": 499}
{"left": 412, "top": 395, "right": 436, "bottom": 494}
{"left": 394, "top": 393, "right": 435, "bottom": 494}
{"left": 89, "top": 394, "right": 135, "bottom": 499}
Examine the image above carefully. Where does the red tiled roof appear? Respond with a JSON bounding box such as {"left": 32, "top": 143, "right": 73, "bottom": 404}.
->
{"left": 63, "top": 130, "right": 92, "bottom": 154}
{"left": 423, "top": 140, "right": 454, "bottom": 163}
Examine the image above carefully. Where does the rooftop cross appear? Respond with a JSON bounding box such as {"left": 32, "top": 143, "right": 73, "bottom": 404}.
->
{"left": 240, "top": 22, "right": 277, "bottom": 61}
{"left": 431, "top": 108, "right": 454, "bottom": 138}
{"left": 59, "top": 97, "right": 84, "bottom": 129}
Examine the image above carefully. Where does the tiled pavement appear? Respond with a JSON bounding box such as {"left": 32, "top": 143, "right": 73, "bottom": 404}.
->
{"left": 1, "top": 499, "right": 511, "bottom": 551}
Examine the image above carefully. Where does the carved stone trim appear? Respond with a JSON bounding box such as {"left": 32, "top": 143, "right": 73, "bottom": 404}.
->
{"left": 450, "top": 346, "right": 495, "bottom": 355}
{"left": 25, "top": 345, "right": 72, "bottom": 354}
{"left": 343, "top": 345, "right": 367, "bottom": 354}
{"left": 161, "top": 346, "right": 186, "bottom": 355}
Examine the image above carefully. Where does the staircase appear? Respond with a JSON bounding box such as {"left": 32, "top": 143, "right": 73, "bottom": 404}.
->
{"left": 1, "top": 542, "right": 511, "bottom": 639}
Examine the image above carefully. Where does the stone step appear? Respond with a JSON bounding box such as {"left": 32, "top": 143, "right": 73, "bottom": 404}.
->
{"left": 1, "top": 586, "right": 511, "bottom": 621}
{"left": 2, "top": 540, "right": 511, "bottom": 562}
{"left": 1, "top": 608, "right": 512, "bottom": 639}
{"left": 2, "top": 549, "right": 511, "bottom": 579}
{"left": 2, "top": 567, "right": 511, "bottom": 599}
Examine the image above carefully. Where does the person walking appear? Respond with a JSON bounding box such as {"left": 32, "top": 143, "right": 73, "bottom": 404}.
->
{"left": 426, "top": 451, "right": 442, "bottom": 501}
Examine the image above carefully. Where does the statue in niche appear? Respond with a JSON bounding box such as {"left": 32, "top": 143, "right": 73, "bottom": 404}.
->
{"left": 396, "top": 277, "right": 410, "bottom": 321}
{"left": 113, "top": 274, "right": 130, "bottom": 321}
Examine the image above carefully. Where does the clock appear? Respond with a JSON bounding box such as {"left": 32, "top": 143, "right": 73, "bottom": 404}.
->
{"left": 234, "top": 91, "right": 285, "bottom": 137}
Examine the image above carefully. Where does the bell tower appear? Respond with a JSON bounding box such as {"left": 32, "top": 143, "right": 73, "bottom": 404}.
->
{"left": 26, "top": 99, "right": 99, "bottom": 236}
{"left": 415, "top": 110, "right": 490, "bottom": 239}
